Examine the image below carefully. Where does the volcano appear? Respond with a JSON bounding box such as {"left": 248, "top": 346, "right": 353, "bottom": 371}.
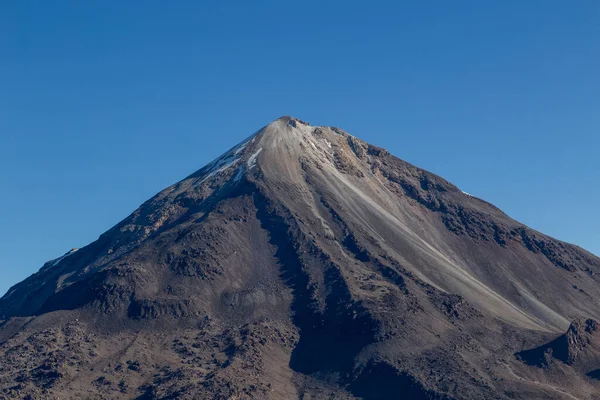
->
{"left": 1, "top": 117, "right": 599, "bottom": 399}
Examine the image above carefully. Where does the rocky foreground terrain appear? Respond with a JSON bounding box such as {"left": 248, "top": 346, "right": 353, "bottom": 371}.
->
{"left": 1, "top": 117, "right": 599, "bottom": 399}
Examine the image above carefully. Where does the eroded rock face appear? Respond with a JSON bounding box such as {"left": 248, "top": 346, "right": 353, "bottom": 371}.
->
{"left": 1, "top": 117, "right": 600, "bottom": 399}
{"left": 517, "top": 318, "right": 600, "bottom": 368}
{"left": 564, "top": 319, "right": 599, "bottom": 364}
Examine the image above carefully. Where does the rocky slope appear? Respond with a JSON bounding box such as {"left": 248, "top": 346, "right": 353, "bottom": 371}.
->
{"left": 1, "top": 116, "right": 599, "bottom": 399}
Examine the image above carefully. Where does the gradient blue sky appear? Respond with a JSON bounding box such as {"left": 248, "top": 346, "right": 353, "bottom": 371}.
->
{"left": 1, "top": 1, "right": 598, "bottom": 296}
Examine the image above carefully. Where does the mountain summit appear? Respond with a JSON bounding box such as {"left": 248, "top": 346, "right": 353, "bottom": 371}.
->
{"left": 1, "top": 117, "right": 599, "bottom": 399}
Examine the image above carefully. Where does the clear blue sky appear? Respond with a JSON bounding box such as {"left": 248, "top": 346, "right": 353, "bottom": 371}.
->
{"left": 1, "top": 1, "right": 598, "bottom": 296}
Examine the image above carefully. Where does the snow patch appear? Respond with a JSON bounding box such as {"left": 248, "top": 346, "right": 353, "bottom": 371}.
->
{"left": 195, "top": 130, "right": 262, "bottom": 186}
{"left": 233, "top": 165, "right": 244, "bottom": 182}
{"left": 198, "top": 155, "right": 240, "bottom": 184}
{"left": 247, "top": 148, "right": 263, "bottom": 169}
{"left": 197, "top": 151, "right": 242, "bottom": 185}
{"left": 2, "top": 289, "right": 16, "bottom": 300}
{"left": 234, "top": 140, "right": 249, "bottom": 155}
{"left": 462, "top": 191, "right": 473, "bottom": 197}
{"left": 50, "top": 248, "right": 79, "bottom": 268}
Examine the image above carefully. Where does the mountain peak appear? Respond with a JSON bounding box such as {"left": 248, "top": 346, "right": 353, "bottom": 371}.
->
{"left": 275, "top": 115, "right": 310, "bottom": 126}
{"left": 1, "top": 118, "right": 600, "bottom": 399}
{"left": 259, "top": 116, "right": 312, "bottom": 140}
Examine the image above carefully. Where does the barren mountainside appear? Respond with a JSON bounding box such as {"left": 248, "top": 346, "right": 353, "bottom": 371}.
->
{"left": 1, "top": 116, "right": 599, "bottom": 399}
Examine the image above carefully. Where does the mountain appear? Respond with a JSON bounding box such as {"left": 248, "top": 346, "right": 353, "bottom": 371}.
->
{"left": 1, "top": 116, "right": 599, "bottom": 399}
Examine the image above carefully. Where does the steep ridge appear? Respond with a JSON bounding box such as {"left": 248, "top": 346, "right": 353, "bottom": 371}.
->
{"left": 1, "top": 116, "right": 599, "bottom": 399}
